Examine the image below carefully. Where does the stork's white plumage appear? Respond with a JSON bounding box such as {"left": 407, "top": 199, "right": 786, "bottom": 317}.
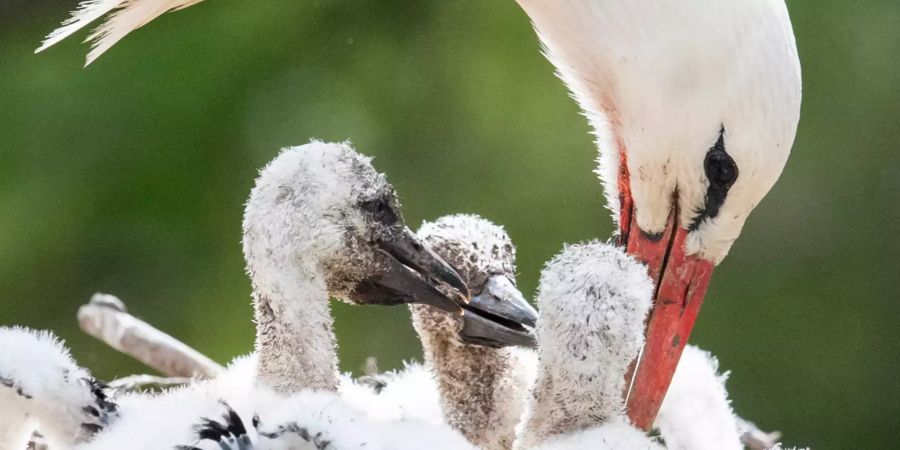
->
{"left": 516, "top": 0, "right": 802, "bottom": 427}
{"left": 35, "top": 0, "right": 204, "bottom": 65}
{"left": 655, "top": 346, "right": 742, "bottom": 450}
{"left": 79, "top": 356, "right": 478, "bottom": 450}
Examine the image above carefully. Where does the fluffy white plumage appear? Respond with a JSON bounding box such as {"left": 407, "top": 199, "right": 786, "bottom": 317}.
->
{"left": 340, "top": 345, "right": 537, "bottom": 439}
{"left": 0, "top": 325, "right": 762, "bottom": 449}
{"left": 655, "top": 346, "right": 742, "bottom": 450}
{"left": 340, "top": 361, "right": 446, "bottom": 425}
{"left": 346, "top": 351, "right": 535, "bottom": 447}
{"left": 78, "top": 355, "right": 477, "bottom": 450}
{"left": 517, "top": 241, "right": 658, "bottom": 449}
{"left": 0, "top": 331, "right": 477, "bottom": 450}
{"left": 206, "top": 355, "right": 464, "bottom": 430}
{"left": 0, "top": 327, "right": 115, "bottom": 449}
{"left": 36, "top": 0, "right": 204, "bottom": 65}
{"left": 531, "top": 419, "right": 664, "bottom": 450}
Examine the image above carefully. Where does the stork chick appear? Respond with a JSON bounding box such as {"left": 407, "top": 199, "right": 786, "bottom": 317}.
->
{"left": 517, "top": 241, "right": 661, "bottom": 450}
{"left": 242, "top": 140, "right": 475, "bottom": 393}
{"left": 409, "top": 214, "right": 537, "bottom": 450}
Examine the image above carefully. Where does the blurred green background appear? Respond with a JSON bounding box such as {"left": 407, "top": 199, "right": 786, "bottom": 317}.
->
{"left": 0, "top": 1, "right": 897, "bottom": 448}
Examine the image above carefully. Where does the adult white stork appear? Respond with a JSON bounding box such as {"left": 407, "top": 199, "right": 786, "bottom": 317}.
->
{"left": 515, "top": 0, "right": 802, "bottom": 428}
{"left": 37, "top": 0, "right": 803, "bottom": 430}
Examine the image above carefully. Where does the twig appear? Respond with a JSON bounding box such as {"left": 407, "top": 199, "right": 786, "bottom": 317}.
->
{"left": 108, "top": 374, "right": 192, "bottom": 391}
{"left": 78, "top": 293, "right": 225, "bottom": 379}
{"left": 737, "top": 417, "right": 782, "bottom": 450}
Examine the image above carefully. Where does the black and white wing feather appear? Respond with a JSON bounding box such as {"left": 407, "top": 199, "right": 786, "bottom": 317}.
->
{"left": 176, "top": 401, "right": 333, "bottom": 450}
{"left": 0, "top": 327, "right": 117, "bottom": 448}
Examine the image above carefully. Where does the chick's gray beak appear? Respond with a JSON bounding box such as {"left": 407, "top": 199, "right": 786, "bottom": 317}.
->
{"left": 353, "top": 226, "right": 468, "bottom": 314}
{"left": 378, "top": 226, "right": 470, "bottom": 300}
{"left": 460, "top": 276, "right": 538, "bottom": 349}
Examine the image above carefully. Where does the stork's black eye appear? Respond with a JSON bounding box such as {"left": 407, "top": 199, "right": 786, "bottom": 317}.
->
{"left": 704, "top": 150, "right": 738, "bottom": 188}
{"left": 688, "top": 127, "right": 739, "bottom": 232}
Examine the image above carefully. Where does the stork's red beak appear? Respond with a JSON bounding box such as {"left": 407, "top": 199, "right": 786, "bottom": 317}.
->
{"left": 617, "top": 158, "right": 715, "bottom": 430}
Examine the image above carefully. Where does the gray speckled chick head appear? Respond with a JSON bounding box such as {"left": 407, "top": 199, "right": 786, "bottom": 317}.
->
{"left": 413, "top": 215, "right": 536, "bottom": 348}
{"left": 418, "top": 214, "right": 517, "bottom": 291}
{"left": 242, "top": 141, "right": 466, "bottom": 311}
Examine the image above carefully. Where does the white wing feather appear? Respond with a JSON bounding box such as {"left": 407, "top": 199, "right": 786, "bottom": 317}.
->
{"left": 35, "top": 0, "right": 205, "bottom": 66}
{"left": 35, "top": 0, "right": 125, "bottom": 53}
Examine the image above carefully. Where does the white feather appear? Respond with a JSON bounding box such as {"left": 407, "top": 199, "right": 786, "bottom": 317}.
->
{"left": 340, "top": 362, "right": 445, "bottom": 425}
{"left": 36, "top": 0, "right": 204, "bottom": 65}
{"left": 79, "top": 355, "right": 476, "bottom": 450}
{"left": 654, "top": 346, "right": 742, "bottom": 450}
{"left": 532, "top": 419, "right": 664, "bottom": 450}
{"left": 0, "top": 327, "right": 113, "bottom": 448}
{"left": 35, "top": 0, "right": 124, "bottom": 53}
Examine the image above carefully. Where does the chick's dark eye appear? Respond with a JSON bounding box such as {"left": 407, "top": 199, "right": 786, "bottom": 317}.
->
{"left": 360, "top": 198, "right": 395, "bottom": 223}
{"left": 361, "top": 199, "right": 385, "bottom": 217}
{"left": 704, "top": 150, "right": 738, "bottom": 188}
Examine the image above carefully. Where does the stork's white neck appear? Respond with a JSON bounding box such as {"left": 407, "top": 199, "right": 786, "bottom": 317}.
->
{"left": 253, "top": 273, "right": 338, "bottom": 393}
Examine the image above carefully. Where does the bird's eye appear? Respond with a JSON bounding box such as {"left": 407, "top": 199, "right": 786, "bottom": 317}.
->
{"left": 688, "top": 129, "right": 739, "bottom": 232}
{"left": 704, "top": 148, "right": 738, "bottom": 188}
{"left": 360, "top": 198, "right": 392, "bottom": 222}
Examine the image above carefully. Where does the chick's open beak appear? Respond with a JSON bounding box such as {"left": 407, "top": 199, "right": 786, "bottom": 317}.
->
{"left": 460, "top": 276, "right": 538, "bottom": 349}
